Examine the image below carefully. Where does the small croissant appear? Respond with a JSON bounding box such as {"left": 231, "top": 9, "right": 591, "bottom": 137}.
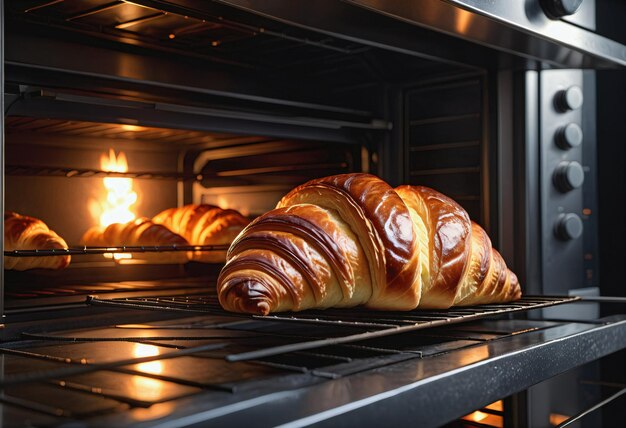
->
{"left": 4, "top": 211, "right": 71, "bottom": 271}
{"left": 153, "top": 204, "right": 249, "bottom": 263}
{"left": 82, "top": 218, "right": 189, "bottom": 264}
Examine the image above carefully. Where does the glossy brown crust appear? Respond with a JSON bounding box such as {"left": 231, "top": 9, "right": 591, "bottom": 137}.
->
{"left": 470, "top": 223, "right": 492, "bottom": 290}
{"left": 229, "top": 207, "right": 354, "bottom": 299}
{"left": 395, "top": 185, "right": 471, "bottom": 308}
{"left": 82, "top": 218, "right": 189, "bottom": 264}
{"left": 453, "top": 222, "right": 492, "bottom": 305}
{"left": 218, "top": 174, "right": 521, "bottom": 314}
{"left": 4, "top": 211, "right": 71, "bottom": 271}
{"left": 153, "top": 204, "right": 249, "bottom": 262}
{"left": 218, "top": 203, "right": 372, "bottom": 315}
{"left": 278, "top": 173, "right": 420, "bottom": 305}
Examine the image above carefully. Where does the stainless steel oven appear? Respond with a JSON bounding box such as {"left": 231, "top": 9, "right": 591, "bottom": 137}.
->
{"left": 1, "top": 1, "right": 625, "bottom": 427}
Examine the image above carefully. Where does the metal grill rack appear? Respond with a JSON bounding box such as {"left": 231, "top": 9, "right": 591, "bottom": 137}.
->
{"left": 87, "top": 294, "right": 580, "bottom": 361}
{"left": 4, "top": 245, "right": 230, "bottom": 258}
{"left": 6, "top": 164, "right": 202, "bottom": 181}
{"left": 0, "top": 294, "right": 620, "bottom": 427}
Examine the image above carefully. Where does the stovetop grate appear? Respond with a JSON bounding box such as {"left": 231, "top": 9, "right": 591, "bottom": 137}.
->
{"left": 87, "top": 294, "right": 580, "bottom": 361}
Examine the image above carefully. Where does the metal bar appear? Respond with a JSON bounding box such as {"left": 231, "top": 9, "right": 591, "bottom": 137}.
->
{"left": 65, "top": 1, "right": 124, "bottom": 21}
{"left": 0, "top": 0, "right": 5, "bottom": 324}
{"left": 409, "top": 166, "right": 481, "bottom": 176}
{"left": 23, "top": 0, "right": 65, "bottom": 13}
{"left": 409, "top": 113, "right": 480, "bottom": 126}
{"left": 5, "top": 164, "right": 202, "bottom": 181}
{"left": 4, "top": 244, "right": 229, "bottom": 257}
{"left": 409, "top": 140, "right": 480, "bottom": 152}
{"left": 114, "top": 12, "right": 166, "bottom": 30}
{"left": 0, "top": 395, "right": 65, "bottom": 417}
{"left": 225, "top": 297, "right": 579, "bottom": 361}
{"left": 346, "top": 0, "right": 626, "bottom": 68}
{"left": 555, "top": 387, "right": 626, "bottom": 428}
{"left": 578, "top": 296, "right": 626, "bottom": 303}
{"left": 214, "top": 162, "right": 348, "bottom": 177}
{"left": 0, "top": 342, "right": 228, "bottom": 386}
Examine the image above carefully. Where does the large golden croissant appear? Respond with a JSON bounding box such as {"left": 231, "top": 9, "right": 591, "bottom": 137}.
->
{"left": 82, "top": 218, "right": 189, "bottom": 264}
{"left": 152, "top": 204, "right": 249, "bottom": 263}
{"left": 4, "top": 211, "right": 71, "bottom": 271}
{"left": 217, "top": 174, "right": 521, "bottom": 315}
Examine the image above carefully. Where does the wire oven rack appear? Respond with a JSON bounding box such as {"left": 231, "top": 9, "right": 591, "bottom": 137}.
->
{"left": 87, "top": 294, "right": 580, "bottom": 361}
{"left": 3, "top": 245, "right": 230, "bottom": 257}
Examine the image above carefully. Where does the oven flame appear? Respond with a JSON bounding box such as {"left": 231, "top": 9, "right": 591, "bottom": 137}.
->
{"left": 99, "top": 149, "right": 137, "bottom": 228}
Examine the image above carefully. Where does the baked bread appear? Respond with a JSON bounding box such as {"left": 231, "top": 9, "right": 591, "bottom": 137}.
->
{"left": 153, "top": 204, "right": 249, "bottom": 263}
{"left": 82, "top": 218, "right": 189, "bottom": 264}
{"left": 217, "top": 173, "right": 521, "bottom": 315}
{"left": 4, "top": 211, "right": 71, "bottom": 271}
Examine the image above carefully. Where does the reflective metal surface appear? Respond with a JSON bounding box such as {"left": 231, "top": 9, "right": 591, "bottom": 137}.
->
{"left": 346, "top": 0, "right": 626, "bottom": 68}
{"left": 0, "top": 307, "right": 624, "bottom": 427}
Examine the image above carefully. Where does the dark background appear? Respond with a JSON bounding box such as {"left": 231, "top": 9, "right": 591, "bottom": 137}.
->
{"left": 596, "top": 0, "right": 625, "bottom": 424}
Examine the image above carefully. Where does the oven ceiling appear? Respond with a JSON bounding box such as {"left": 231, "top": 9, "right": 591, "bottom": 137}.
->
{"left": 4, "top": 0, "right": 465, "bottom": 121}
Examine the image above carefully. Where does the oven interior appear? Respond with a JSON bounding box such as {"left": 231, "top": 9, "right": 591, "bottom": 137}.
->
{"left": 2, "top": 1, "right": 625, "bottom": 427}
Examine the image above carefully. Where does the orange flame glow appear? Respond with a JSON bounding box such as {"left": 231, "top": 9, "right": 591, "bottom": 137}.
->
{"left": 99, "top": 149, "right": 137, "bottom": 227}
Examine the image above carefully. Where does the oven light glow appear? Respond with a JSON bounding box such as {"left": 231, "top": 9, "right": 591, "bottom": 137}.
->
{"left": 99, "top": 149, "right": 137, "bottom": 228}
{"left": 113, "top": 253, "right": 132, "bottom": 260}
{"left": 133, "top": 343, "right": 164, "bottom": 375}
{"left": 485, "top": 400, "right": 503, "bottom": 411}
{"left": 466, "top": 411, "right": 488, "bottom": 422}
{"left": 120, "top": 124, "right": 142, "bottom": 132}
{"left": 550, "top": 413, "right": 570, "bottom": 425}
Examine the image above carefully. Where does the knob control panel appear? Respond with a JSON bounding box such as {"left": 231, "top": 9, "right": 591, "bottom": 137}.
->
{"left": 540, "top": 70, "right": 596, "bottom": 295}
{"left": 554, "top": 86, "right": 584, "bottom": 112}
{"left": 555, "top": 123, "right": 583, "bottom": 149}
{"left": 541, "top": 0, "right": 584, "bottom": 19}
{"left": 553, "top": 161, "right": 585, "bottom": 192}
{"left": 555, "top": 213, "right": 584, "bottom": 240}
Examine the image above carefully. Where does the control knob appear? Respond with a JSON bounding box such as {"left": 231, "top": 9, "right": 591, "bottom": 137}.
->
{"left": 553, "top": 161, "right": 585, "bottom": 192}
{"left": 555, "top": 213, "right": 583, "bottom": 241}
{"left": 541, "top": 0, "right": 583, "bottom": 19}
{"left": 555, "top": 123, "right": 583, "bottom": 149}
{"left": 555, "top": 86, "right": 584, "bottom": 112}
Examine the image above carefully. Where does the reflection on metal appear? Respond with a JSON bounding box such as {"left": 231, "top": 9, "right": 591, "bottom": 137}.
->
{"left": 345, "top": 0, "right": 626, "bottom": 67}
{"left": 554, "top": 387, "right": 626, "bottom": 427}
{"left": 3, "top": 244, "right": 229, "bottom": 257}
{"left": 87, "top": 295, "right": 581, "bottom": 361}
{"left": 23, "top": 0, "right": 65, "bottom": 14}
{"left": 550, "top": 413, "right": 570, "bottom": 426}
{"left": 457, "top": 343, "right": 490, "bottom": 367}
{"left": 454, "top": 8, "right": 473, "bottom": 35}
{"left": 0, "top": 310, "right": 624, "bottom": 426}
{"left": 130, "top": 401, "right": 175, "bottom": 422}
{"left": 132, "top": 343, "right": 164, "bottom": 376}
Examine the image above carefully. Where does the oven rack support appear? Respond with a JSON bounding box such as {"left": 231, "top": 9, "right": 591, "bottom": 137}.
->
{"left": 3, "top": 244, "right": 230, "bottom": 257}
{"left": 5, "top": 164, "right": 203, "bottom": 181}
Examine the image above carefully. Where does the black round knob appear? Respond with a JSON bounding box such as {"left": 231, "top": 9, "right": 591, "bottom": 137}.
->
{"left": 555, "top": 86, "right": 584, "bottom": 112}
{"left": 555, "top": 213, "right": 583, "bottom": 240}
{"left": 555, "top": 123, "right": 583, "bottom": 149}
{"left": 553, "top": 161, "right": 585, "bottom": 192}
{"left": 541, "top": 0, "right": 583, "bottom": 19}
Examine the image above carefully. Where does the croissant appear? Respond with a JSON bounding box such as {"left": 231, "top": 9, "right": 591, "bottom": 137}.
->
{"left": 217, "top": 173, "right": 521, "bottom": 315}
{"left": 153, "top": 204, "right": 249, "bottom": 263}
{"left": 81, "top": 218, "right": 189, "bottom": 264}
{"left": 4, "top": 211, "right": 71, "bottom": 271}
